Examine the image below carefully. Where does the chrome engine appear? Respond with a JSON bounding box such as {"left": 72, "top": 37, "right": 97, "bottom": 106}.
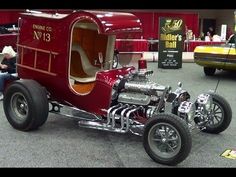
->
{"left": 118, "top": 92, "right": 151, "bottom": 105}
{"left": 53, "top": 61, "right": 215, "bottom": 136}
{"left": 114, "top": 70, "right": 166, "bottom": 106}
{"left": 111, "top": 67, "right": 215, "bottom": 132}
{"left": 111, "top": 69, "right": 168, "bottom": 121}
{"left": 117, "top": 80, "right": 166, "bottom": 106}
{"left": 124, "top": 80, "right": 166, "bottom": 94}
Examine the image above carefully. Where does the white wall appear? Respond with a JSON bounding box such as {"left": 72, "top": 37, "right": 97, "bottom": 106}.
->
{"left": 215, "top": 10, "right": 234, "bottom": 35}
{"left": 194, "top": 10, "right": 217, "bottom": 19}
{"left": 153, "top": 10, "right": 235, "bottom": 36}
{"left": 128, "top": 9, "right": 218, "bottom": 18}
{"left": 117, "top": 9, "right": 235, "bottom": 38}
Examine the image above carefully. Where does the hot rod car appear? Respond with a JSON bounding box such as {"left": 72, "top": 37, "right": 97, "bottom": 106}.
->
{"left": 2, "top": 10, "right": 232, "bottom": 166}
{"left": 194, "top": 34, "right": 236, "bottom": 75}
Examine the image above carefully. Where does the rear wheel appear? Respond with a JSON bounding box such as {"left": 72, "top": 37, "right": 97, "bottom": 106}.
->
{"left": 3, "top": 79, "right": 49, "bottom": 131}
{"left": 204, "top": 67, "right": 216, "bottom": 76}
{"left": 143, "top": 113, "right": 192, "bottom": 166}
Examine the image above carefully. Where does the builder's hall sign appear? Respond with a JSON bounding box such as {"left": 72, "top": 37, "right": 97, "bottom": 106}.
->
{"left": 158, "top": 17, "right": 184, "bottom": 69}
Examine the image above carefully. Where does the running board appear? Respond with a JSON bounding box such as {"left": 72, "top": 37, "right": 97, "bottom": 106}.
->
{"left": 78, "top": 120, "right": 127, "bottom": 133}
{"left": 49, "top": 101, "right": 101, "bottom": 121}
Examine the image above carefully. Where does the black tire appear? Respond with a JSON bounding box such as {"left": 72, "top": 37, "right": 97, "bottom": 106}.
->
{"left": 143, "top": 113, "right": 192, "bottom": 166}
{"left": 204, "top": 67, "right": 216, "bottom": 76}
{"left": 202, "top": 93, "right": 232, "bottom": 134}
{"left": 3, "top": 79, "right": 49, "bottom": 131}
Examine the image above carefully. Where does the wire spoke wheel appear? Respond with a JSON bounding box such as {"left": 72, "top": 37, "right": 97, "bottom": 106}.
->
{"left": 207, "top": 102, "right": 224, "bottom": 128}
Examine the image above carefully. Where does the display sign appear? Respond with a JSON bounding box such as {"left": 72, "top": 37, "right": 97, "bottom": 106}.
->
{"left": 158, "top": 17, "right": 184, "bottom": 69}
{"left": 234, "top": 10, "right": 236, "bottom": 44}
{"left": 234, "top": 10, "right": 236, "bottom": 33}
{"left": 220, "top": 24, "right": 227, "bottom": 41}
{"left": 221, "top": 149, "right": 236, "bottom": 160}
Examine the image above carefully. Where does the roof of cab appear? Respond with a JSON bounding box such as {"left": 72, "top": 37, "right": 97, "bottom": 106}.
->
{"left": 21, "top": 10, "right": 143, "bottom": 34}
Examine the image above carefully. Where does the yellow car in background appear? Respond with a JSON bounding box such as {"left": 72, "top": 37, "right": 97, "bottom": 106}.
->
{"left": 194, "top": 34, "right": 236, "bottom": 76}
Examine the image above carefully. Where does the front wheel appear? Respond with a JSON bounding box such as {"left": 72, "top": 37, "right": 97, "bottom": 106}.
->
{"left": 201, "top": 93, "right": 232, "bottom": 134}
{"left": 143, "top": 113, "right": 192, "bottom": 166}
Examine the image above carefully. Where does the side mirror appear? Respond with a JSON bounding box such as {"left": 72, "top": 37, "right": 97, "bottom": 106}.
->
{"left": 98, "top": 52, "right": 103, "bottom": 64}
{"left": 98, "top": 52, "right": 104, "bottom": 69}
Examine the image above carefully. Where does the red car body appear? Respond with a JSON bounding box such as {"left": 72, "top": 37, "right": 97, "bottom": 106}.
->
{"left": 16, "top": 10, "right": 142, "bottom": 116}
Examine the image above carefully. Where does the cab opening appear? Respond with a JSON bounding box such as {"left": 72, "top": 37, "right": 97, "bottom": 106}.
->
{"left": 69, "top": 19, "right": 115, "bottom": 95}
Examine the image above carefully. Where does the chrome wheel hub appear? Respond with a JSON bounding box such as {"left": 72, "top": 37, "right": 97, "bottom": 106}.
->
{"left": 207, "top": 102, "right": 224, "bottom": 128}
{"left": 10, "top": 92, "right": 29, "bottom": 123}
{"left": 161, "top": 137, "right": 167, "bottom": 143}
{"left": 20, "top": 103, "right": 25, "bottom": 109}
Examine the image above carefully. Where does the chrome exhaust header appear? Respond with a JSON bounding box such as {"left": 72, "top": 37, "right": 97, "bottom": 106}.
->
{"left": 78, "top": 104, "right": 145, "bottom": 134}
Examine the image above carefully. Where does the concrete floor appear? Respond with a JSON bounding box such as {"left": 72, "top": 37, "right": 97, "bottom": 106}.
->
{"left": 0, "top": 62, "right": 235, "bottom": 167}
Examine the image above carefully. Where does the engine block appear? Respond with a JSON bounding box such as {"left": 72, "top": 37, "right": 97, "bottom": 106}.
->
{"left": 124, "top": 80, "right": 166, "bottom": 94}
{"left": 118, "top": 92, "right": 151, "bottom": 105}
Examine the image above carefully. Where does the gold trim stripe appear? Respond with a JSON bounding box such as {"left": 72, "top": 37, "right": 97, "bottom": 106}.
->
{"left": 17, "top": 64, "right": 57, "bottom": 76}
{"left": 195, "top": 52, "right": 236, "bottom": 61}
{"left": 48, "top": 53, "right": 52, "bottom": 72}
{"left": 21, "top": 47, "right": 24, "bottom": 64}
{"left": 194, "top": 46, "right": 236, "bottom": 55}
{"left": 34, "top": 50, "right": 37, "bottom": 68}
{"left": 17, "top": 44, "right": 59, "bottom": 55}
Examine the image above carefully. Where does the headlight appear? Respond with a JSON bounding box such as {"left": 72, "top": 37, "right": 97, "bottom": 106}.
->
{"left": 178, "top": 93, "right": 186, "bottom": 102}
{"left": 166, "top": 92, "right": 177, "bottom": 102}
{"left": 178, "top": 92, "right": 190, "bottom": 102}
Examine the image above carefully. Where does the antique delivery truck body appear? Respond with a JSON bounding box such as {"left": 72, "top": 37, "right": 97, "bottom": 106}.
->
{"left": 3, "top": 10, "right": 232, "bottom": 166}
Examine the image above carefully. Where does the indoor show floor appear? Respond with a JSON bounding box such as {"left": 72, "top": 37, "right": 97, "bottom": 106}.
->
{"left": 0, "top": 62, "right": 235, "bottom": 167}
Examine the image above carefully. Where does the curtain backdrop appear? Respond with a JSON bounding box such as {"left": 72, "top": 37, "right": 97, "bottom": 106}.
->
{"left": 0, "top": 10, "right": 199, "bottom": 40}
{"left": 0, "top": 11, "right": 23, "bottom": 25}
{"left": 118, "top": 12, "right": 199, "bottom": 39}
